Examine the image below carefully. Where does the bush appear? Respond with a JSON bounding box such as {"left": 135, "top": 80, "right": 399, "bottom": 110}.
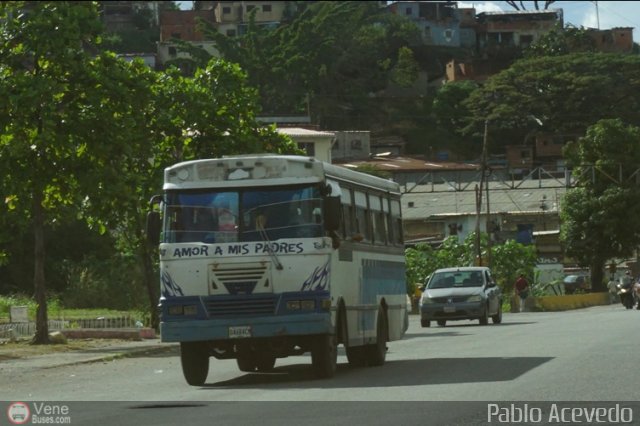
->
{"left": 58, "top": 255, "right": 147, "bottom": 310}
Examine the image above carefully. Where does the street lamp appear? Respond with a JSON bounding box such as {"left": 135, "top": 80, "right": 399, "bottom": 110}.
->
{"left": 540, "top": 195, "right": 548, "bottom": 231}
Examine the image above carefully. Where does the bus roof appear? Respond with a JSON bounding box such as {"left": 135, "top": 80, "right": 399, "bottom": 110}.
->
{"left": 164, "top": 155, "right": 401, "bottom": 194}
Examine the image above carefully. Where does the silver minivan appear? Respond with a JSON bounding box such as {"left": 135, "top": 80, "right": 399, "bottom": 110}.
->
{"left": 419, "top": 267, "right": 503, "bottom": 327}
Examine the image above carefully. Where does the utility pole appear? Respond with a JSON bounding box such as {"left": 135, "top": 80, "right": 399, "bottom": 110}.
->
{"left": 475, "top": 119, "right": 489, "bottom": 266}
{"left": 483, "top": 119, "right": 491, "bottom": 268}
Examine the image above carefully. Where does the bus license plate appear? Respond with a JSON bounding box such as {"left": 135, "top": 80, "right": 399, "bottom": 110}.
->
{"left": 229, "top": 325, "right": 252, "bottom": 339}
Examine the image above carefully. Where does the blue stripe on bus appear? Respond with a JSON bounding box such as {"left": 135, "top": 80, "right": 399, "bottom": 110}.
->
{"left": 160, "top": 312, "right": 332, "bottom": 342}
{"left": 361, "top": 259, "right": 406, "bottom": 329}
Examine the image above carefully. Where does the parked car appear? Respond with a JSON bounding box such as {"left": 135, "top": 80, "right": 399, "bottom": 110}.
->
{"left": 419, "top": 266, "right": 503, "bottom": 327}
{"left": 563, "top": 274, "right": 591, "bottom": 294}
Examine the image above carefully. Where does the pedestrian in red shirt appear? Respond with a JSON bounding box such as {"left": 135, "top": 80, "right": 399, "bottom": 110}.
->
{"left": 515, "top": 273, "right": 529, "bottom": 312}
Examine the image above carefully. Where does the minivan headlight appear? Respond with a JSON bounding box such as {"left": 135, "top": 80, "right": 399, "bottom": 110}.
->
{"left": 467, "top": 295, "right": 482, "bottom": 302}
{"left": 420, "top": 296, "right": 434, "bottom": 305}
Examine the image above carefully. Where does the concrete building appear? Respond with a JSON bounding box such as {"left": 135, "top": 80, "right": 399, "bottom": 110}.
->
{"left": 276, "top": 127, "right": 335, "bottom": 163}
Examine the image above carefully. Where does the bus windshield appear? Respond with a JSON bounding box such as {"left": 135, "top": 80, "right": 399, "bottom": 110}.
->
{"left": 163, "top": 185, "right": 324, "bottom": 243}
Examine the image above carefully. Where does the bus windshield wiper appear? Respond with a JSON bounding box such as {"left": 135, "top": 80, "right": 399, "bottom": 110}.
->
{"left": 257, "top": 222, "right": 283, "bottom": 270}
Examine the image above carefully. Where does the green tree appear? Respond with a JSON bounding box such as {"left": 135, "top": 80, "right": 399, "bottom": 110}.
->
{"left": 561, "top": 119, "right": 640, "bottom": 290}
{"left": 525, "top": 24, "right": 595, "bottom": 57}
{"left": 405, "top": 234, "right": 536, "bottom": 295}
{"left": 0, "top": 2, "right": 107, "bottom": 343}
{"left": 0, "top": 2, "right": 152, "bottom": 343}
{"left": 390, "top": 46, "right": 419, "bottom": 88}
{"left": 463, "top": 53, "right": 640, "bottom": 151}
{"left": 196, "top": 1, "right": 419, "bottom": 127}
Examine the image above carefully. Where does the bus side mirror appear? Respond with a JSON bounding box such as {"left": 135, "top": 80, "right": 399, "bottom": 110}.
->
{"left": 146, "top": 211, "right": 161, "bottom": 246}
{"left": 323, "top": 196, "right": 341, "bottom": 232}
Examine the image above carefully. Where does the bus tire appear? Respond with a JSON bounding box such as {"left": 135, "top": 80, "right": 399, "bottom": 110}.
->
{"left": 180, "top": 342, "right": 209, "bottom": 386}
{"left": 346, "top": 346, "right": 366, "bottom": 367}
{"left": 311, "top": 333, "right": 337, "bottom": 379}
{"left": 236, "top": 354, "right": 256, "bottom": 372}
{"left": 365, "top": 308, "right": 388, "bottom": 367}
{"left": 255, "top": 355, "right": 276, "bottom": 372}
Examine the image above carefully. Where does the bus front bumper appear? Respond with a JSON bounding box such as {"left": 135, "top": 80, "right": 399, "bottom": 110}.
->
{"left": 160, "top": 313, "right": 332, "bottom": 343}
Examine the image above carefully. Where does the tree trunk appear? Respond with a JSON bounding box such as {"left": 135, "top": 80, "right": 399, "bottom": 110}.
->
{"left": 32, "top": 190, "right": 50, "bottom": 344}
{"left": 141, "top": 243, "right": 159, "bottom": 330}
{"left": 136, "top": 212, "right": 159, "bottom": 329}
{"left": 590, "top": 257, "right": 605, "bottom": 292}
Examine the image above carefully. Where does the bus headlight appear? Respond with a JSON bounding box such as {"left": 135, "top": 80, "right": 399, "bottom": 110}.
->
{"left": 286, "top": 301, "right": 301, "bottom": 310}
{"left": 168, "top": 305, "right": 183, "bottom": 315}
{"left": 183, "top": 305, "right": 198, "bottom": 316}
{"left": 300, "top": 300, "right": 315, "bottom": 310}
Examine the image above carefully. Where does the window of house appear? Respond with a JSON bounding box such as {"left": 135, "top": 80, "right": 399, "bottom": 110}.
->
{"left": 520, "top": 35, "right": 534, "bottom": 46}
{"left": 424, "top": 26, "right": 432, "bottom": 42}
{"left": 350, "top": 139, "right": 362, "bottom": 150}
{"left": 405, "top": 7, "right": 412, "bottom": 15}
{"left": 226, "top": 29, "right": 236, "bottom": 37}
{"left": 263, "top": 4, "right": 272, "bottom": 12}
{"left": 168, "top": 46, "right": 177, "bottom": 56}
{"left": 222, "top": 6, "right": 231, "bottom": 14}
{"left": 171, "top": 32, "right": 181, "bottom": 39}
{"left": 247, "top": 5, "right": 255, "bottom": 12}
{"left": 298, "top": 142, "right": 315, "bottom": 157}
{"left": 500, "top": 32, "right": 514, "bottom": 45}
{"left": 521, "top": 150, "right": 531, "bottom": 159}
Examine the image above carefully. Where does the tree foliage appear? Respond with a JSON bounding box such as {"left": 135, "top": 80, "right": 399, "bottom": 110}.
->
{"left": 194, "top": 1, "right": 419, "bottom": 128}
{"left": 561, "top": 119, "right": 640, "bottom": 289}
{"left": 525, "top": 24, "right": 595, "bottom": 57}
{"left": 0, "top": 2, "right": 299, "bottom": 339}
{"left": 405, "top": 233, "right": 537, "bottom": 295}
{"left": 463, "top": 53, "right": 640, "bottom": 151}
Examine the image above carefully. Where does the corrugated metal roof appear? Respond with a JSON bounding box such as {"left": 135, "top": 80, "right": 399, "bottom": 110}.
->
{"left": 276, "top": 127, "right": 335, "bottom": 138}
{"left": 336, "top": 156, "right": 481, "bottom": 172}
{"left": 402, "top": 179, "right": 567, "bottom": 220}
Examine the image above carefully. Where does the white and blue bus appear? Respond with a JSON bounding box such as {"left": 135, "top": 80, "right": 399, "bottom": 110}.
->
{"left": 147, "top": 155, "right": 407, "bottom": 385}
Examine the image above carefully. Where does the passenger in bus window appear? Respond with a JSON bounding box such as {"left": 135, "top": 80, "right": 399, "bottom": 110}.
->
{"left": 215, "top": 201, "right": 237, "bottom": 242}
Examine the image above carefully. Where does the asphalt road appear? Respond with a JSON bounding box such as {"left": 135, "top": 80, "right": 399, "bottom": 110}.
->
{"left": 3, "top": 304, "right": 640, "bottom": 425}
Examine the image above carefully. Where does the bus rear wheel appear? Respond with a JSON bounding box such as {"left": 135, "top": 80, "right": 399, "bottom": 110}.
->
{"left": 364, "top": 308, "right": 388, "bottom": 366}
{"left": 346, "top": 346, "right": 366, "bottom": 367}
{"left": 311, "top": 333, "right": 337, "bottom": 379}
{"left": 180, "top": 342, "right": 209, "bottom": 386}
{"left": 255, "top": 355, "right": 276, "bottom": 372}
{"left": 236, "top": 354, "right": 256, "bottom": 372}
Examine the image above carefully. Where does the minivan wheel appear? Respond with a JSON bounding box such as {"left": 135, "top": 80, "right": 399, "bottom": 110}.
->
{"left": 479, "top": 305, "right": 489, "bottom": 325}
{"left": 492, "top": 304, "right": 502, "bottom": 324}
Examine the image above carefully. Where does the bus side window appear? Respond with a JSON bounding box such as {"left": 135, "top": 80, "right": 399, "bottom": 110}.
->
{"left": 339, "top": 187, "right": 353, "bottom": 239}
{"left": 354, "top": 190, "right": 369, "bottom": 242}
{"left": 390, "top": 199, "right": 403, "bottom": 245}
{"left": 370, "top": 195, "right": 386, "bottom": 245}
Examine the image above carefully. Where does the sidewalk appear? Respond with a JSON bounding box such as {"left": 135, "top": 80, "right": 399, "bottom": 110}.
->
{"left": 0, "top": 338, "right": 178, "bottom": 374}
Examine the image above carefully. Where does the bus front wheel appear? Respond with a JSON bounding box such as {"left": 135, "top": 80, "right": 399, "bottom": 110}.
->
{"left": 180, "top": 342, "right": 209, "bottom": 386}
{"left": 311, "top": 334, "right": 337, "bottom": 379}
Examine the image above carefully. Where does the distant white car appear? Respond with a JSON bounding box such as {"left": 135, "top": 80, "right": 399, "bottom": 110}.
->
{"left": 419, "top": 266, "right": 503, "bottom": 327}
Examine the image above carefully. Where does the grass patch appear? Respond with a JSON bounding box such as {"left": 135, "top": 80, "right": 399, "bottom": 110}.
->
{"left": 0, "top": 294, "right": 147, "bottom": 324}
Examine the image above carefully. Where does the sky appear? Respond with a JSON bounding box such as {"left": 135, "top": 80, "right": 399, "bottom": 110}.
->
{"left": 459, "top": 1, "right": 640, "bottom": 42}
{"left": 176, "top": 1, "right": 640, "bottom": 43}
